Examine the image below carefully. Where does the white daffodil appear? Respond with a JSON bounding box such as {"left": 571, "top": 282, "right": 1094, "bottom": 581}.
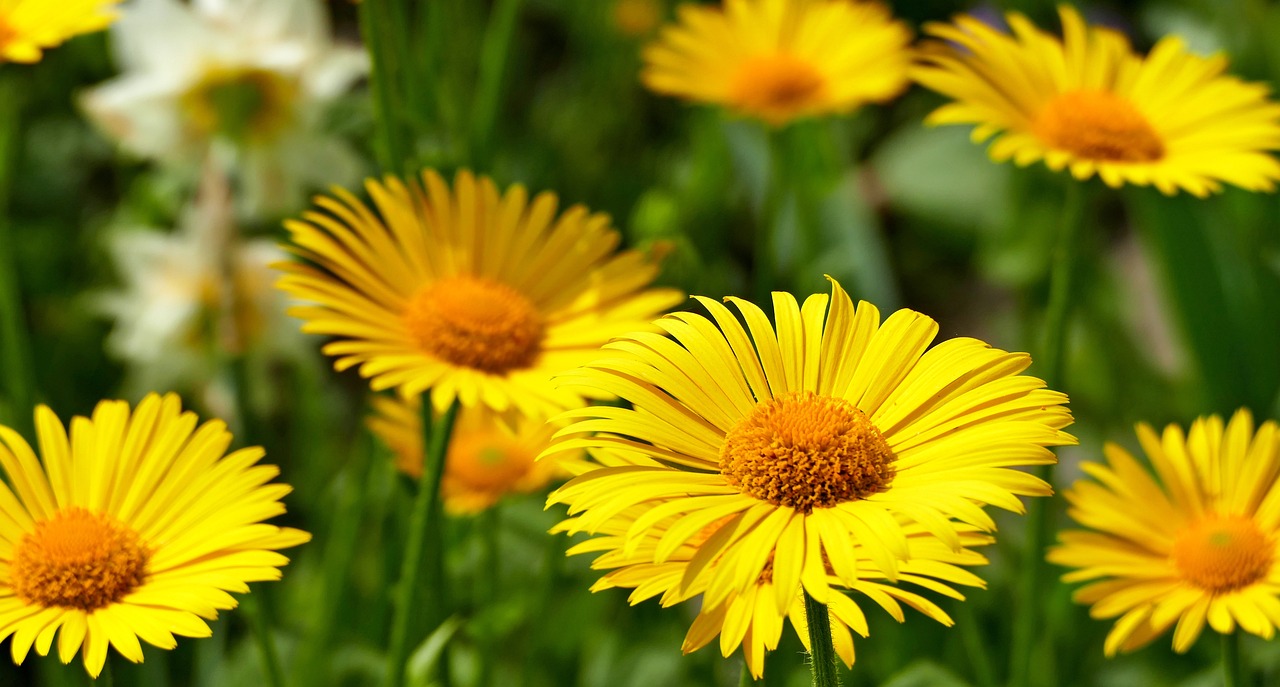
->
{"left": 96, "top": 167, "right": 303, "bottom": 399}
{"left": 83, "top": 0, "right": 368, "bottom": 214}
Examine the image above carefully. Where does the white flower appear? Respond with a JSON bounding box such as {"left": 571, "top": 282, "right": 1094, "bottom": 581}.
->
{"left": 83, "top": 0, "right": 368, "bottom": 214}
{"left": 96, "top": 168, "right": 303, "bottom": 396}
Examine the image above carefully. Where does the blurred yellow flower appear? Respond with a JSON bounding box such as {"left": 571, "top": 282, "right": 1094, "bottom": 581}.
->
{"left": 367, "top": 395, "right": 588, "bottom": 515}
{"left": 276, "top": 169, "right": 682, "bottom": 418}
{"left": 547, "top": 277, "right": 1073, "bottom": 619}
{"left": 0, "top": 0, "right": 119, "bottom": 63}
{"left": 613, "top": 0, "right": 661, "bottom": 38}
{"left": 562, "top": 508, "right": 991, "bottom": 677}
{"left": 0, "top": 394, "right": 309, "bottom": 677}
{"left": 641, "top": 0, "right": 912, "bottom": 126}
{"left": 1049, "top": 410, "right": 1280, "bottom": 656}
{"left": 914, "top": 6, "right": 1280, "bottom": 197}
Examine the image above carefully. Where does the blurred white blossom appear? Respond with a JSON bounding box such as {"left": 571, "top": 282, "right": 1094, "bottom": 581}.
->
{"left": 97, "top": 167, "right": 303, "bottom": 401}
{"left": 83, "top": 0, "right": 368, "bottom": 214}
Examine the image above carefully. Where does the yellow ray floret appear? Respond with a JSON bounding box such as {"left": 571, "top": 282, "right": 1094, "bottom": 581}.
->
{"left": 0, "top": 0, "right": 119, "bottom": 63}
{"left": 560, "top": 506, "right": 991, "bottom": 678}
{"left": 275, "top": 169, "right": 683, "bottom": 418}
{"left": 642, "top": 0, "right": 912, "bottom": 126}
{"left": 913, "top": 6, "right": 1280, "bottom": 196}
{"left": 1049, "top": 410, "right": 1280, "bottom": 656}
{"left": 546, "top": 276, "right": 1074, "bottom": 617}
{"left": 0, "top": 393, "right": 309, "bottom": 677}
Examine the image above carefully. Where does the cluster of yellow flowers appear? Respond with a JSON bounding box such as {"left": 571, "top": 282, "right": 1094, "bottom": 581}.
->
{"left": 2, "top": 0, "right": 1279, "bottom": 681}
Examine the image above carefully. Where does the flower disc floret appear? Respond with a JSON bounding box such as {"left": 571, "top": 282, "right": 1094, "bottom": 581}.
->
{"left": 721, "top": 391, "right": 894, "bottom": 512}
{"left": 1171, "top": 516, "right": 1273, "bottom": 594}
{"left": 12, "top": 508, "right": 148, "bottom": 612}
{"left": 1035, "top": 90, "right": 1164, "bottom": 163}
{"left": 404, "top": 276, "right": 545, "bottom": 374}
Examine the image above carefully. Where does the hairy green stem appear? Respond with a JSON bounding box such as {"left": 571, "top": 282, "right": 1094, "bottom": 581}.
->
{"left": 242, "top": 594, "right": 287, "bottom": 687}
{"left": 384, "top": 396, "right": 460, "bottom": 687}
{"left": 360, "top": 0, "right": 411, "bottom": 172}
{"left": 1222, "top": 632, "right": 1243, "bottom": 687}
{"left": 1009, "top": 181, "right": 1085, "bottom": 687}
{"left": 803, "top": 591, "right": 840, "bottom": 687}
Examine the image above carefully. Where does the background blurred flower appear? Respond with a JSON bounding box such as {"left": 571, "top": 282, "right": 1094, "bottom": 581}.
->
{"left": 1049, "top": 410, "right": 1280, "bottom": 656}
{"left": 642, "top": 0, "right": 912, "bottom": 126}
{"left": 95, "top": 166, "right": 301, "bottom": 398}
{"left": 0, "top": 394, "right": 309, "bottom": 676}
{"left": 81, "top": 0, "right": 368, "bottom": 214}
{"left": 276, "top": 169, "right": 683, "bottom": 418}
{"left": 0, "top": 0, "right": 120, "bottom": 63}
{"left": 367, "top": 394, "right": 589, "bottom": 515}
{"left": 914, "top": 6, "right": 1280, "bottom": 196}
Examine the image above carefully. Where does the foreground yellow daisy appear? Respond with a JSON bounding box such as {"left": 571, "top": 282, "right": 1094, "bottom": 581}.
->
{"left": 0, "top": 0, "right": 119, "bottom": 63}
{"left": 913, "top": 6, "right": 1280, "bottom": 196}
{"left": 276, "top": 169, "right": 682, "bottom": 417}
{"left": 367, "top": 395, "right": 586, "bottom": 514}
{"left": 642, "top": 0, "right": 912, "bottom": 126}
{"left": 0, "top": 393, "right": 309, "bottom": 676}
{"left": 547, "top": 277, "right": 1074, "bottom": 614}
{"left": 1049, "top": 410, "right": 1280, "bottom": 656}
{"left": 563, "top": 508, "right": 990, "bottom": 677}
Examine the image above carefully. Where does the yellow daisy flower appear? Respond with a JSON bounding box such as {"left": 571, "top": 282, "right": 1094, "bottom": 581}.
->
{"left": 0, "top": 393, "right": 309, "bottom": 677}
{"left": 0, "top": 0, "right": 119, "bottom": 64}
{"left": 367, "top": 395, "right": 587, "bottom": 515}
{"left": 562, "top": 508, "right": 990, "bottom": 677}
{"left": 641, "top": 0, "right": 912, "bottom": 126}
{"left": 913, "top": 6, "right": 1280, "bottom": 197}
{"left": 275, "top": 169, "right": 683, "bottom": 418}
{"left": 1049, "top": 410, "right": 1280, "bottom": 656}
{"left": 547, "top": 276, "right": 1073, "bottom": 616}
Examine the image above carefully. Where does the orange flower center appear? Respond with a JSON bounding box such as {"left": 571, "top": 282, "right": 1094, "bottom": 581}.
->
{"left": 447, "top": 431, "right": 536, "bottom": 493}
{"left": 730, "top": 54, "right": 825, "bottom": 124}
{"left": 404, "top": 276, "right": 545, "bottom": 374}
{"left": 1034, "top": 89, "right": 1165, "bottom": 163}
{"left": 11, "top": 508, "right": 150, "bottom": 611}
{"left": 719, "top": 391, "right": 895, "bottom": 513}
{"left": 1171, "top": 516, "right": 1273, "bottom": 594}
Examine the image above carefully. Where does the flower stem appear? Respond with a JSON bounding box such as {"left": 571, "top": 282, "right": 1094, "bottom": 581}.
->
{"left": 475, "top": 506, "right": 501, "bottom": 687}
{"left": 243, "top": 593, "right": 287, "bottom": 687}
{"left": 1008, "top": 180, "right": 1085, "bottom": 687}
{"left": 738, "top": 659, "right": 755, "bottom": 686}
{"left": 469, "top": 0, "right": 523, "bottom": 168}
{"left": 803, "top": 590, "right": 841, "bottom": 687}
{"left": 360, "top": 0, "right": 412, "bottom": 172}
{"left": 0, "top": 69, "right": 35, "bottom": 438}
{"left": 385, "top": 396, "right": 461, "bottom": 687}
{"left": 1222, "top": 632, "right": 1243, "bottom": 687}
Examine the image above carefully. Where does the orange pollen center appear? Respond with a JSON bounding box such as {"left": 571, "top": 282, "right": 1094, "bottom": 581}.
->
{"left": 11, "top": 508, "right": 149, "bottom": 611}
{"left": 1171, "top": 516, "right": 1273, "bottom": 594}
{"left": 403, "top": 276, "right": 545, "bottom": 374}
{"left": 719, "top": 391, "right": 896, "bottom": 513}
{"left": 447, "top": 432, "right": 535, "bottom": 492}
{"left": 730, "top": 54, "right": 825, "bottom": 121}
{"left": 1034, "top": 89, "right": 1165, "bottom": 163}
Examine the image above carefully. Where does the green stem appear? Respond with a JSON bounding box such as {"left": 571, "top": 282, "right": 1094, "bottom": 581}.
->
{"left": 1222, "top": 632, "right": 1243, "bottom": 687}
{"left": 98, "top": 659, "right": 112, "bottom": 686}
{"left": 469, "top": 0, "right": 523, "bottom": 168}
{"left": 0, "top": 68, "right": 34, "bottom": 438}
{"left": 360, "top": 0, "right": 411, "bottom": 172}
{"left": 803, "top": 591, "right": 841, "bottom": 687}
{"left": 243, "top": 593, "right": 287, "bottom": 687}
{"left": 755, "top": 127, "right": 789, "bottom": 302}
{"left": 1008, "top": 180, "right": 1085, "bottom": 687}
{"left": 384, "top": 396, "right": 461, "bottom": 687}
{"left": 739, "top": 659, "right": 756, "bottom": 686}
{"left": 475, "top": 507, "right": 501, "bottom": 687}
{"left": 955, "top": 604, "right": 997, "bottom": 687}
